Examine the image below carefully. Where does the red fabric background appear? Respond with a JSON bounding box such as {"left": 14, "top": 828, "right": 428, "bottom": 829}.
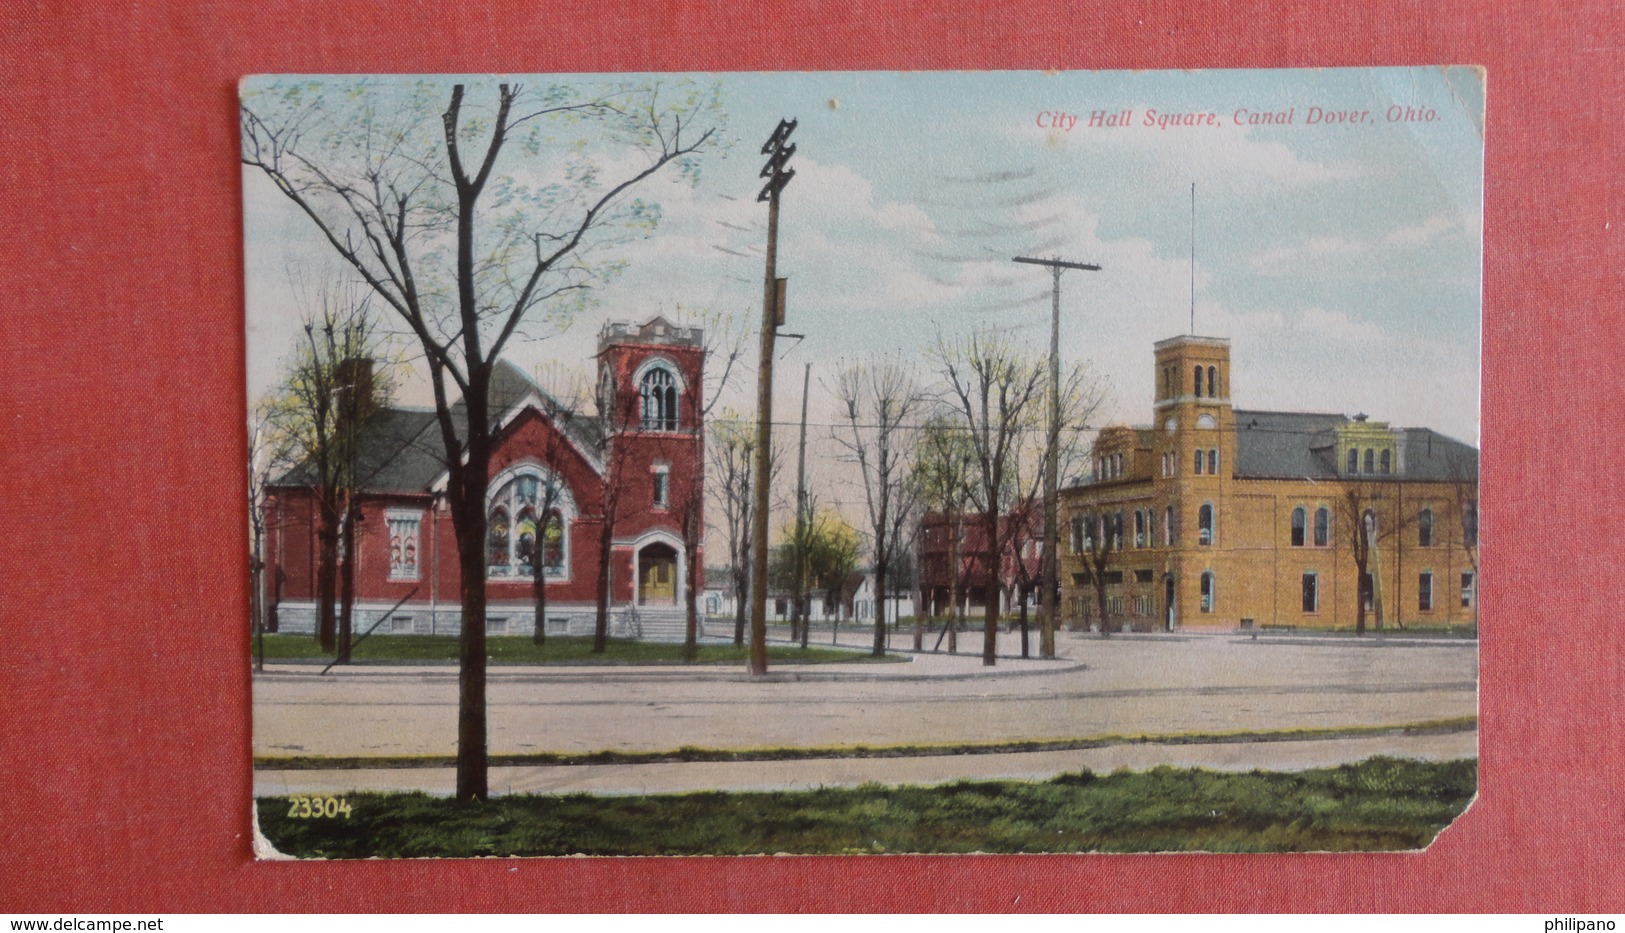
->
{"left": 1, "top": 0, "right": 1619, "bottom": 913}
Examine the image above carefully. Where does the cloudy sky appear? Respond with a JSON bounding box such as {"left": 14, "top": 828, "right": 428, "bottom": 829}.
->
{"left": 244, "top": 67, "right": 1483, "bottom": 448}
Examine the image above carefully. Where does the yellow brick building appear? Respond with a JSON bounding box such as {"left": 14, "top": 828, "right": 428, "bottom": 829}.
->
{"left": 1061, "top": 335, "right": 1479, "bottom": 632}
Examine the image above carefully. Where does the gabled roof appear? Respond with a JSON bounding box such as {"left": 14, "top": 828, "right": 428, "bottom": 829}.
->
{"left": 271, "top": 359, "right": 604, "bottom": 496}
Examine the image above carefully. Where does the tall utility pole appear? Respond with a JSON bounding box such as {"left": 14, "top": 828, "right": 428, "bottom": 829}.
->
{"left": 1012, "top": 255, "right": 1101, "bottom": 660}
{"left": 750, "top": 118, "right": 797, "bottom": 677}
{"left": 794, "top": 361, "right": 811, "bottom": 647}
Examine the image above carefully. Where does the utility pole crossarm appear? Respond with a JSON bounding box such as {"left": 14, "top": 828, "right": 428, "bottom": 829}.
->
{"left": 1013, "top": 256, "right": 1102, "bottom": 272}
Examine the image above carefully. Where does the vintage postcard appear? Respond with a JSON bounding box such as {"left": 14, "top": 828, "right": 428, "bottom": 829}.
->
{"left": 243, "top": 67, "right": 1483, "bottom": 857}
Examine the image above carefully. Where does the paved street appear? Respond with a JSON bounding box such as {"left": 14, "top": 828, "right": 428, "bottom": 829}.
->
{"left": 252, "top": 629, "right": 1477, "bottom": 796}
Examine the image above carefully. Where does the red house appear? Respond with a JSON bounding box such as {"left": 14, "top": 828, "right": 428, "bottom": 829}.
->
{"left": 915, "top": 509, "right": 1042, "bottom": 618}
{"left": 263, "top": 316, "right": 705, "bottom": 640}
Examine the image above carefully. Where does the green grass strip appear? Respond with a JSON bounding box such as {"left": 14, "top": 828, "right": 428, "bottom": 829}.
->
{"left": 254, "top": 633, "right": 903, "bottom": 666}
{"left": 254, "top": 715, "right": 1476, "bottom": 771}
{"left": 255, "top": 755, "right": 1478, "bottom": 856}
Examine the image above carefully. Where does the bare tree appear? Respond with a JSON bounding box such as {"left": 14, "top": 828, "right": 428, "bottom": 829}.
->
{"left": 261, "top": 288, "right": 391, "bottom": 662}
{"left": 242, "top": 77, "right": 721, "bottom": 800}
{"left": 1337, "top": 481, "right": 1420, "bottom": 635}
{"left": 913, "top": 414, "right": 976, "bottom": 653}
{"left": 932, "top": 332, "right": 1047, "bottom": 666}
{"left": 833, "top": 359, "right": 925, "bottom": 657}
{"left": 709, "top": 413, "right": 775, "bottom": 646}
{"left": 1079, "top": 509, "right": 1119, "bottom": 634}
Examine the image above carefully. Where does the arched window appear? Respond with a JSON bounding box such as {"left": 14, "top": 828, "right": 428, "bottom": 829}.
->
{"left": 1362, "top": 508, "right": 1378, "bottom": 547}
{"left": 640, "top": 365, "right": 680, "bottom": 431}
{"left": 1196, "top": 413, "right": 1216, "bottom": 429}
{"left": 1194, "top": 365, "right": 1204, "bottom": 397}
{"left": 1134, "top": 510, "right": 1146, "bottom": 548}
{"left": 488, "top": 507, "right": 511, "bottom": 573}
{"left": 1113, "top": 511, "right": 1125, "bottom": 550}
{"left": 1194, "top": 449, "right": 1204, "bottom": 475}
{"left": 1364, "top": 448, "right": 1375, "bottom": 473}
{"left": 1200, "top": 571, "right": 1215, "bottom": 613}
{"left": 541, "top": 509, "right": 564, "bottom": 569}
{"left": 1207, "top": 366, "right": 1217, "bottom": 398}
{"left": 1290, "top": 507, "right": 1306, "bottom": 547}
{"left": 1347, "top": 449, "right": 1359, "bottom": 473}
{"left": 1418, "top": 507, "right": 1434, "bottom": 547}
{"left": 1314, "top": 507, "right": 1330, "bottom": 547}
{"left": 1380, "top": 449, "right": 1392, "bottom": 474}
{"left": 1165, "top": 505, "right": 1176, "bottom": 545}
{"left": 1199, "top": 503, "right": 1214, "bottom": 545}
{"left": 1208, "top": 448, "right": 1219, "bottom": 475}
{"left": 488, "top": 470, "right": 570, "bottom": 578}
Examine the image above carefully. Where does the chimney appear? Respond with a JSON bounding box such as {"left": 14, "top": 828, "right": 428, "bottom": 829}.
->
{"left": 335, "top": 358, "right": 375, "bottom": 430}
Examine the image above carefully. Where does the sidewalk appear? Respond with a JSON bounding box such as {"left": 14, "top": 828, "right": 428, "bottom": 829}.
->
{"left": 257, "top": 628, "right": 1089, "bottom": 683}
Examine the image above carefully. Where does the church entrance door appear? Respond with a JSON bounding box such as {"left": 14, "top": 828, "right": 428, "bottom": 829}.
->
{"left": 638, "top": 543, "right": 679, "bottom": 605}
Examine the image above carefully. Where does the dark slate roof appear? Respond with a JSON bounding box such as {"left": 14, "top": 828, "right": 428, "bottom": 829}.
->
{"left": 1232, "top": 410, "right": 1348, "bottom": 478}
{"left": 1232, "top": 409, "right": 1477, "bottom": 481}
{"left": 272, "top": 359, "right": 602, "bottom": 495}
{"left": 1396, "top": 427, "right": 1479, "bottom": 480}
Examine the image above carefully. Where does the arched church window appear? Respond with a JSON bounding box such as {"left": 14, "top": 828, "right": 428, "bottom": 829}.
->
{"left": 488, "top": 471, "right": 570, "bottom": 578}
{"left": 488, "top": 508, "right": 511, "bottom": 573}
{"left": 1194, "top": 365, "right": 1203, "bottom": 397}
{"left": 1207, "top": 366, "right": 1217, "bottom": 397}
{"left": 640, "top": 366, "right": 680, "bottom": 431}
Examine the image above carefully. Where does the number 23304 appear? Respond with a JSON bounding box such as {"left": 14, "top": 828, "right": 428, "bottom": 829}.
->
{"left": 286, "top": 795, "right": 353, "bottom": 819}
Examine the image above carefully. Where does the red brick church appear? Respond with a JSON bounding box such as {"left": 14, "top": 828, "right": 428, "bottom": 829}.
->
{"left": 263, "top": 316, "right": 705, "bottom": 640}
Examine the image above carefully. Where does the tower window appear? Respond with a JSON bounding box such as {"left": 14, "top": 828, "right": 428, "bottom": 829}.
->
{"left": 1208, "top": 448, "right": 1219, "bottom": 475}
{"left": 1194, "top": 365, "right": 1203, "bottom": 397}
{"left": 652, "top": 465, "right": 670, "bottom": 508}
{"left": 1207, "top": 366, "right": 1217, "bottom": 398}
{"left": 639, "top": 366, "right": 680, "bottom": 431}
{"left": 1198, "top": 503, "right": 1214, "bottom": 546}
{"left": 1194, "top": 449, "right": 1204, "bottom": 475}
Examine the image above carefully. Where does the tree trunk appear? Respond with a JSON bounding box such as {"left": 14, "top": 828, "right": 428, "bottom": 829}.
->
{"left": 684, "top": 496, "right": 700, "bottom": 663}
{"left": 337, "top": 500, "right": 359, "bottom": 664}
{"left": 531, "top": 550, "right": 547, "bottom": 647}
{"left": 594, "top": 509, "right": 615, "bottom": 653}
{"left": 872, "top": 562, "right": 888, "bottom": 657}
{"left": 450, "top": 484, "right": 489, "bottom": 802}
{"left": 315, "top": 513, "right": 339, "bottom": 652}
{"left": 1018, "top": 583, "right": 1030, "bottom": 659}
{"left": 982, "top": 515, "right": 1000, "bottom": 666}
